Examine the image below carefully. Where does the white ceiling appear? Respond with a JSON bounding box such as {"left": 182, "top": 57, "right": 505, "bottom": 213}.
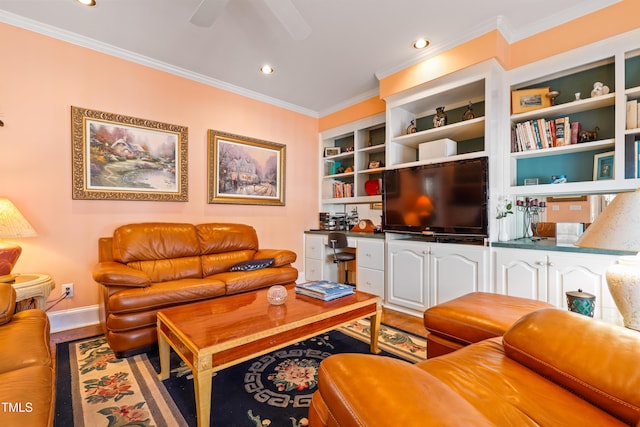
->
{"left": 0, "top": 0, "right": 621, "bottom": 117}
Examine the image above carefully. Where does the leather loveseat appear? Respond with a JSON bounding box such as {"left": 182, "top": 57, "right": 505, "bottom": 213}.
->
{"left": 93, "top": 222, "right": 298, "bottom": 357}
{"left": 309, "top": 308, "right": 640, "bottom": 426}
{"left": 0, "top": 283, "right": 54, "bottom": 426}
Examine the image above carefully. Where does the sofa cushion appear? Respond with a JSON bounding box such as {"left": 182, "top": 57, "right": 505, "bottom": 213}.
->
{"left": 213, "top": 266, "right": 299, "bottom": 295}
{"left": 0, "top": 366, "right": 54, "bottom": 427}
{"left": 418, "top": 337, "right": 628, "bottom": 426}
{"left": 229, "top": 258, "right": 274, "bottom": 271}
{"left": 127, "top": 256, "right": 203, "bottom": 283}
{"left": 0, "top": 309, "right": 51, "bottom": 374}
{"left": 112, "top": 222, "right": 201, "bottom": 263}
{"left": 503, "top": 308, "right": 640, "bottom": 425}
{"left": 201, "top": 250, "right": 258, "bottom": 276}
{"left": 315, "top": 354, "right": 494, "bottom": 426}
{"left": 196, "top": 223, "right": 259, "bottom": 254}
{"left": 106, "top": 278, "right": 226, "bottom": 314}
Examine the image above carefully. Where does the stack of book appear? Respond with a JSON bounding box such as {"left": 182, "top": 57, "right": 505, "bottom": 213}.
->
{"left": 295, "top": 281, "right": 355, "bottom": 301}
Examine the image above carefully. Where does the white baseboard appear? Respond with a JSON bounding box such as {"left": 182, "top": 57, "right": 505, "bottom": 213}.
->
{"left": 47, "top": 304, "right": 100, "bottom": 333}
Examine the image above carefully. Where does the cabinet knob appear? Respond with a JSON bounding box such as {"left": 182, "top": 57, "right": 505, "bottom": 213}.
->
{"left": 535, "top": 261, "right": 545, "bottom": 266}
{"left": 547, "top": 261, "right": 553, "bottom": 266}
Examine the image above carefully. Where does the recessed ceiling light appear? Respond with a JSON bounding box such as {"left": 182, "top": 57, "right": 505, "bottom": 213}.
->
{"left": 260, "top": 65, "right": 274, "bottom": 75}
{"left": 77, "top": 0, "right": 96, "bottom": 6}
{"left": 413, "top": 38, "right": 429, "bottom": 49}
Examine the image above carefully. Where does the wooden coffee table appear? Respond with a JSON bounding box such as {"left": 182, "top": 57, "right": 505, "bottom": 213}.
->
{"left": 156, "top": 284, "right": 381, "bottom": 427}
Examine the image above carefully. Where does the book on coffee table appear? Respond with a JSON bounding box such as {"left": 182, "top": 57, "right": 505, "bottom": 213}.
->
{"left": 295, "top": 280, "right": 355, "bottom": 301}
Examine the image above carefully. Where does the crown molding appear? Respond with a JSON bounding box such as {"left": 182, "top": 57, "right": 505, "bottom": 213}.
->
{"left": 317, "top": 87, "right": 381, "bottom": 118}
{"left": 0, "top": 10, "right": 319, "bottom": 118}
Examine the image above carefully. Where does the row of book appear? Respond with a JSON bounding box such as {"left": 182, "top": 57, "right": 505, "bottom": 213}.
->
{"left": 295, "top": 280, "right": 354, "bottom": 301}
{"left": 331, "top": 182, "right": 353, "bottom": 198}
{"left": 512, "top": 117, "right": 581, "bottom": 152}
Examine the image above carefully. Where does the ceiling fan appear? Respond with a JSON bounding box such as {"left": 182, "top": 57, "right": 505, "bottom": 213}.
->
{"left": 189, "top": 0, "right": 311, "bottom": 41}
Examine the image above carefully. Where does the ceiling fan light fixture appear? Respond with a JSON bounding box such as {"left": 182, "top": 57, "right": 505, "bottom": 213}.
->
{"left": 413, "top": 38, "right": 429, "bottom": 49}
{"left": 76, "top": 0, "right": 96, "bottom": 6}
{"left": 260, "top": 65, "right": 275, "bottom": 75}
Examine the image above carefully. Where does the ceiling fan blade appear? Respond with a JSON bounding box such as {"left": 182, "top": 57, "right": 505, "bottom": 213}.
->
{"left": 189, "top": 0, "right": 230, "bottom": 28}
{"left": 262, "top": 0, "right": 311, "bottom": 41}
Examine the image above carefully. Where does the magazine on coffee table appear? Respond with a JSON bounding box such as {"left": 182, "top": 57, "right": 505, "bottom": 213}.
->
{"left": 295, "top": 280, "right": 354, "bottom": 301}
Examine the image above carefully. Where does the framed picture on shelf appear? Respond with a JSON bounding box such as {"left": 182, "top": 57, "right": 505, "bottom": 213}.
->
{"left": 511, "top": 87, "right": 552, "bottom": 114}
{"left": 368, "top": 160, "right": 381, "bottom": 169}
{"left": 207, "top": 130, "right": 285, "bottom": 205}
{"left": 324, "top": 147, "right": 340, "bottom": 157}
{"left": 71, "top": 106, "right": 188, "bottom": 201}
{"left": 593, "top": 151, "right": 615, "bottom": 180}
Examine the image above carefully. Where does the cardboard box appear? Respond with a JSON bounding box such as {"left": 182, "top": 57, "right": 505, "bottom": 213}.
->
{"left": 418, "top": 138, "right": 457, "bottom": 160}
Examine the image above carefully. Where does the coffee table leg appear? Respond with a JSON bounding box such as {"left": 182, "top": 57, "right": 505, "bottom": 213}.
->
{"left": 194, "top": 368, "right": 212, "bottom": 427}
{"left": 157, "top": 327, "right": 170, "bottom": 381}
{"left": 369, "top": 306, "right": 382, "bottom": 354}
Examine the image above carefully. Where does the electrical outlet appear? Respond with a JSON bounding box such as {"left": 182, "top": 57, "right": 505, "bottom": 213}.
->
{"left": 62, "top": 283, "right": 74, "bottom": 298}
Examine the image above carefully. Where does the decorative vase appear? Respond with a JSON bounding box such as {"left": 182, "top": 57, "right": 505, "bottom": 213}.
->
{"left": 498, "top": 220, "right": 509, "bottom": 242}
{"left": 606, "top": 256, "right": 640, "bottom": 331}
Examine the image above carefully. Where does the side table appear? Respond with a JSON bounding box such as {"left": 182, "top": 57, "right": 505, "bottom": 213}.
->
{"left": 10, "top": 273, "right": 55, "bottom": 311}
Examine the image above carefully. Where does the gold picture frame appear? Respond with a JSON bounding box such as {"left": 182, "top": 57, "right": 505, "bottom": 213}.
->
{"left": 207, "top": 130, "right": 286, "bottom": 205}
{"left": 511, "top": 87, "right": 551, "bottom": 114}
{"left": 71, "top": 106, "right": 188, "bottom": 201}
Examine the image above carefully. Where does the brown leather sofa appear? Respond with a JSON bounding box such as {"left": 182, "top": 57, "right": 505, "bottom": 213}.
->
{"left": 93, "top": 222, "right": 298, "bottom": 357}
{"left": 309, "top": 308, "right": 640, "bottom": 426}
{"left": 0, "top": 283, "right": 54, "bottom": 426}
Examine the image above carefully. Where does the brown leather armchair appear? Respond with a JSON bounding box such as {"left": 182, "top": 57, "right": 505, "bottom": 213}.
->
{"left": 0, "top": 283, "right": 54, "bottom": 426}
{"left": 309, "top": 308, "right": 640, "bottom": 426}
{"left": 93, "top": 222, "right": 298, "bottom": 357}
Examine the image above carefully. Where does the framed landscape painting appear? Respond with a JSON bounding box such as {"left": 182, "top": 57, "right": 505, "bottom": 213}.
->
{"left": 207, "top": 130, "right": 285, "bottom": 205}
{"left": 71, "top": 106, "right": 188, "bottom": 201}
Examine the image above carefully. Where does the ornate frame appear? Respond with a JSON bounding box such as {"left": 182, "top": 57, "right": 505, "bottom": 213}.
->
{"left": 207, "top": 130, "right": 285, "bottom": 205}
{"left": 71, "top": 106, "right": 188, "bottom": 201}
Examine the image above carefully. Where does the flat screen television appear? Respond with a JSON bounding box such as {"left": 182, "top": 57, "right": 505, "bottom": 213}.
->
{"left": 382, "top": 157, "right": 488, "bottom": 240}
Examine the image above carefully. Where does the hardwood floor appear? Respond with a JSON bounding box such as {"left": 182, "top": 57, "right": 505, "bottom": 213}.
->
{"left": 49, "top": 308, "right": 426, "bottom": 358}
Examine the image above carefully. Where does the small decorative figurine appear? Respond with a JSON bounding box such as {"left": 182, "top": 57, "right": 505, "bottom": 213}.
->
{"left": 462, "top": 101, "right": 476, "bottom": 121}
{"left": 574, "top": 92, "right": 581, "bottom": 101}
{"left": 590, "top": 82, "right": 610, "bottom": 98}
{"left": 433, "top": 106, "right": 447, "bottom": 128}
{"left": 578, "top": 126, "right": 600, "bottom": 143}
{"left": 407, "top": 119, "right": 417, "bottom": 134}
{"left": 545, "top": 90, "right": 560, "bottom": 105}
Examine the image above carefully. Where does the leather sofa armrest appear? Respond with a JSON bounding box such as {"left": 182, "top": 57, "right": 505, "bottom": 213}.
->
{"left": 93, "top": 262, "right": 151, "bottom": 288}
{"left": 315, "top": 354, "right": 492, "bottom": 427}
{"left": 254, "top": 249, "right": 297, "bottom": 267}
{"left": 0, "top": 282, "right": 16, "bottom": 326}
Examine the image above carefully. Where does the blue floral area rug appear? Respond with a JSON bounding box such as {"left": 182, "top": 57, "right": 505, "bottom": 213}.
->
{"left": 55, "top": 321, "right": 425, "bottom": 427}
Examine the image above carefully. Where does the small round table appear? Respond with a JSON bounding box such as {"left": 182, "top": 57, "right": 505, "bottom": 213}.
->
{"left": 9, "top": 273, "right": 55, "bottom": 311}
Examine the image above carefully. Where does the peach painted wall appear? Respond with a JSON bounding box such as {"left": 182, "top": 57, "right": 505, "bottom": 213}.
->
{"left": 0, "top": 23, "right": 318, "bottom": 313}
{"left": 318, "top": 96, "right": 386, "bottom": 132}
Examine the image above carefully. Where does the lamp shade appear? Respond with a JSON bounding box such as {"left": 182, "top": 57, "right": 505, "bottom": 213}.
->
{"left": 576, "top": 189, "right": 640, "bottom": 331}
{"left": 0, "top": 198, "right": 37, "bottom": 238}
{"left": 575, "top": 189, "right": 640, "bottom": 252}
{"left": 0, "top": 199, "right": 37, "bottom": 276}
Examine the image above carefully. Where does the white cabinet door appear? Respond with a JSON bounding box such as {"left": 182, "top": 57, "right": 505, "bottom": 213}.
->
{"left": 386, "top": 240, "right": 429, "bottom": 311}
{"left": 547, "top": 252, "right": 620, "bottom": 323}
{"left": 431, "top": 243, "right": 487, "bottom": 305}
{"left": 494, "top": 248, "right": 547, "bottom": 301}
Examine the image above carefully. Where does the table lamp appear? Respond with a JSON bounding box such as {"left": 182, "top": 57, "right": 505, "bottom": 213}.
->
{"left": 575, "top": 189, "right": 640, "bottom": 330}
{"left": 0, "top": 198, "right": 37, "bottom": 280}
